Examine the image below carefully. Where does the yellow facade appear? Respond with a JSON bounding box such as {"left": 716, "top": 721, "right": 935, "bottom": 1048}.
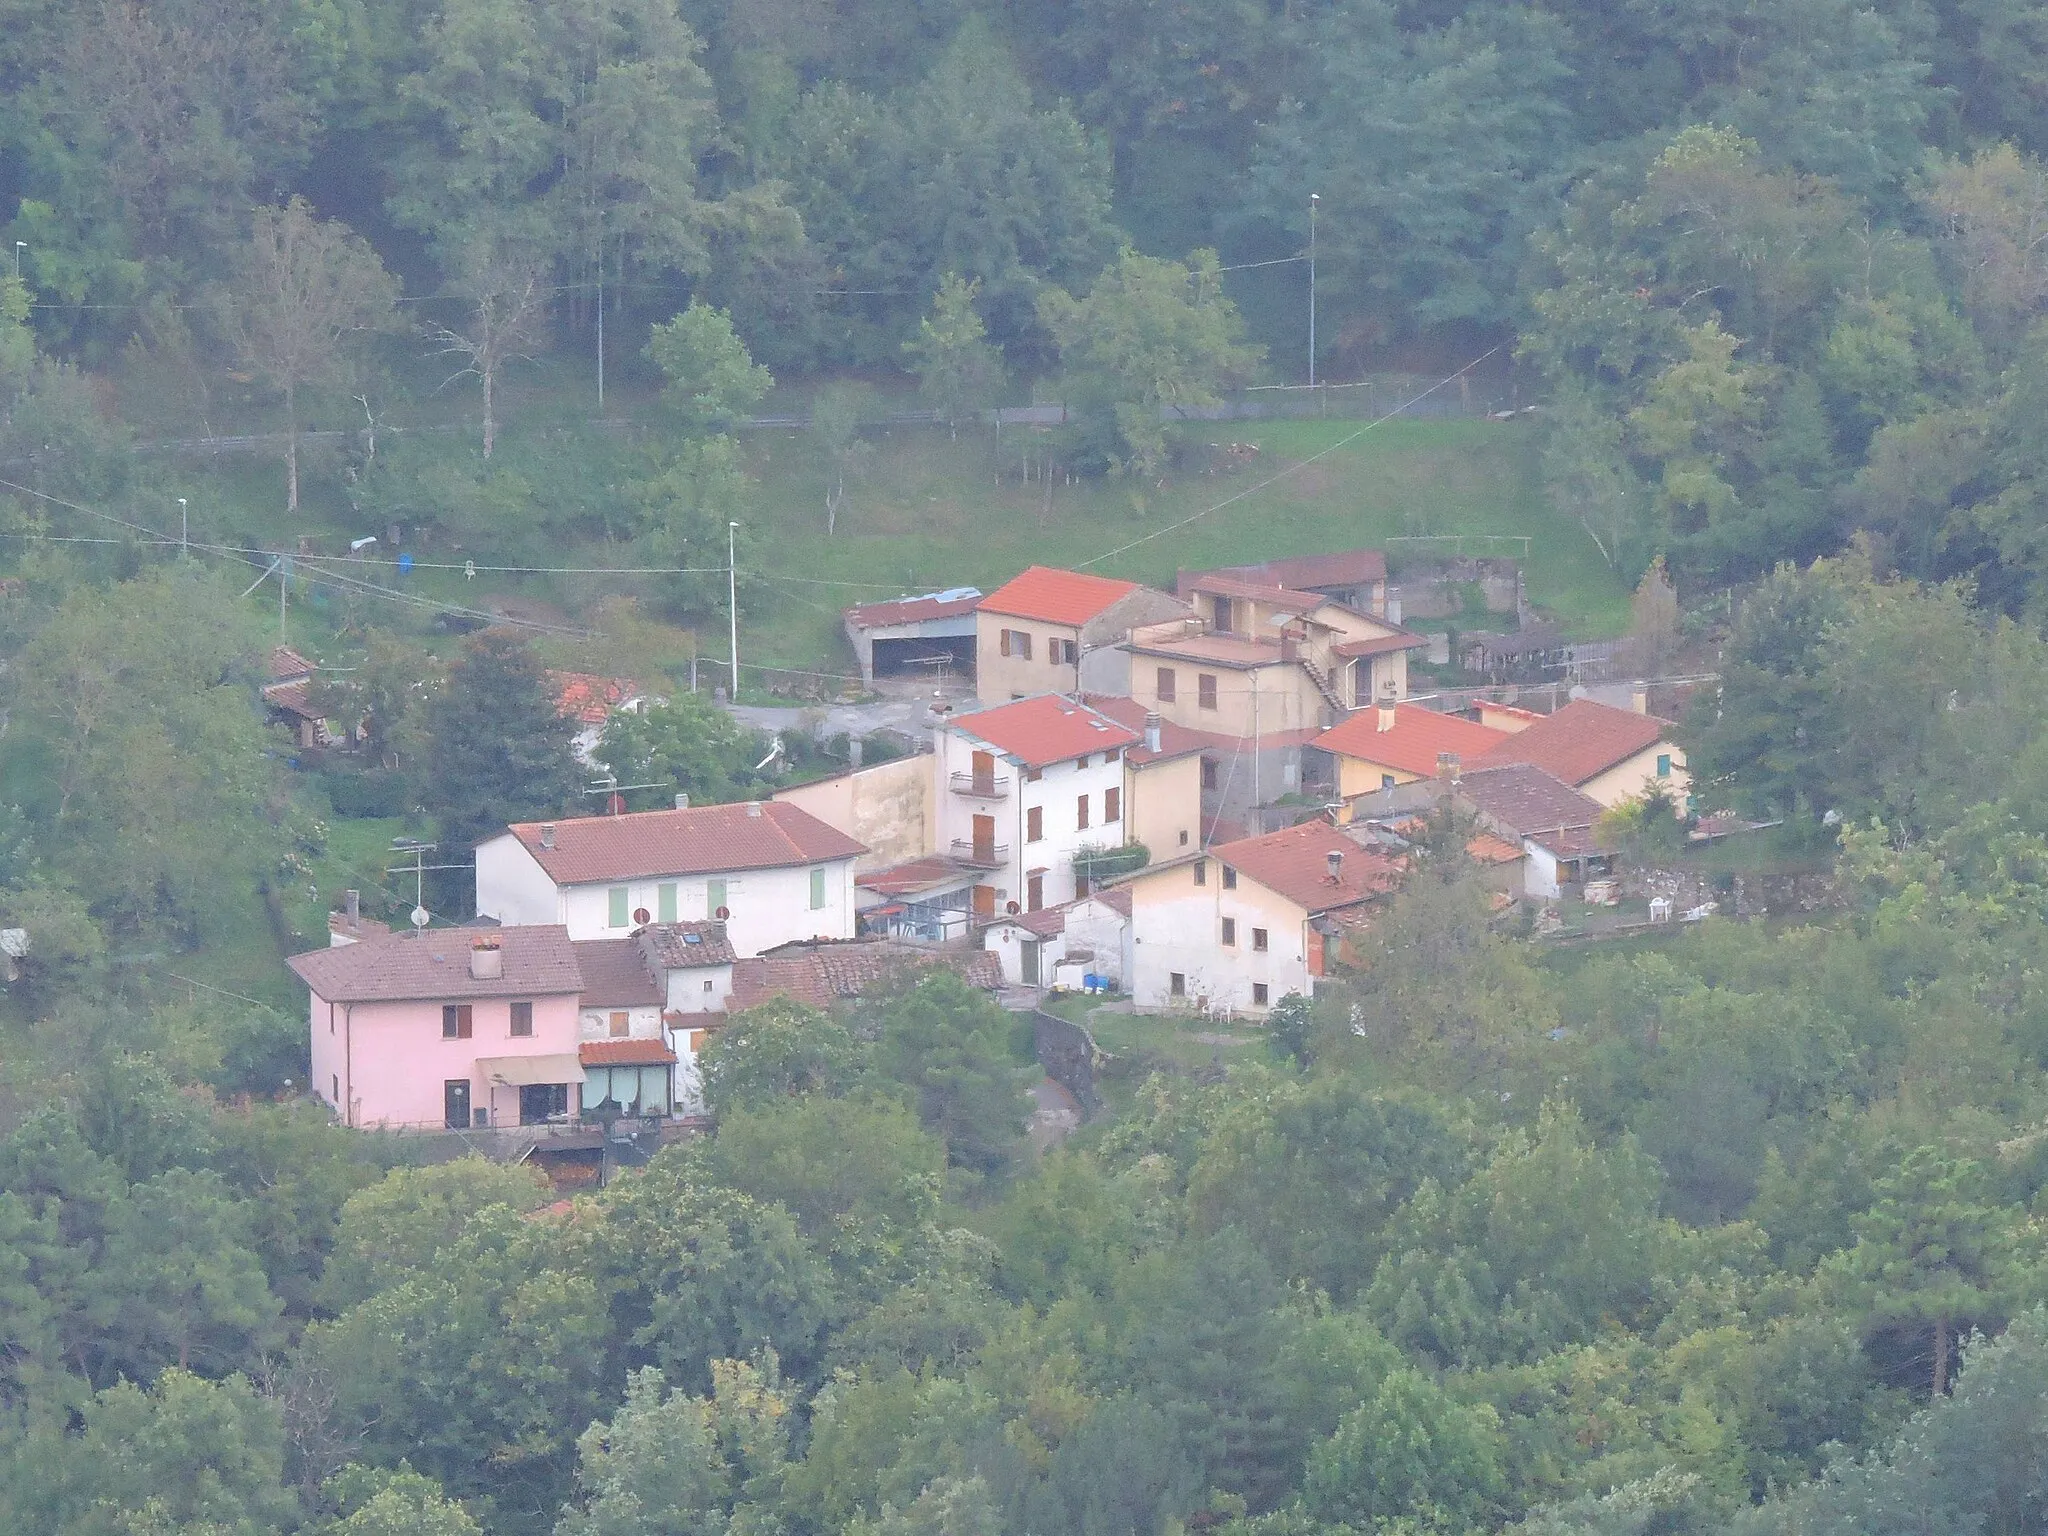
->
{"left": 974, "top": 611, "right": 1085, "bottom": 702}
{"left": 1126, "top": 752, "right": 1204, "bottom": 860}
{"left": 1579, "top": 742, "right": 1691, "bottom": 812}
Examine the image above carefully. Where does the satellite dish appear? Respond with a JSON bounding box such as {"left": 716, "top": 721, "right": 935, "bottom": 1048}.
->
{"left": 410, "top": 906, "right": 430, "bottom": 933}
{"left": 632, "top": 907, "right": 652, "bottom": 926}
{"left": 1006, "top": 900, "right": 1021, "bottom": 915}
{"left": 714, "top": 905, "right": 731, "bottom": 920}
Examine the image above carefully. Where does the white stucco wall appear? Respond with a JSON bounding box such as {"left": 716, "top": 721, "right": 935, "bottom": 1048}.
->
{"left": 663, "top": 962, "right": 734, "bottom": 1014}
{"left": 473, "top": 835, "right": 564, "bottom": 926}
{"left": 935, "top": 725, "right": 1130, "bottom": 912}
{"left": 557, "top": 860, "right": 857, "bottom": 956}
{"left": 1129, "top": 862, "right": 1309, "bottom": 1017}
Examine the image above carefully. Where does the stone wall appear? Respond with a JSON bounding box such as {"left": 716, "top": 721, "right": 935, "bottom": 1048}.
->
{"left": 1033, "top": 1010, "right": 1103, "bottom": 1118}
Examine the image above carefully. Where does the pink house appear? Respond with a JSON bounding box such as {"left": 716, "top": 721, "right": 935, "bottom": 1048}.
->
{"left": 292, "top": 928, "right": 585, "bottom": 1130}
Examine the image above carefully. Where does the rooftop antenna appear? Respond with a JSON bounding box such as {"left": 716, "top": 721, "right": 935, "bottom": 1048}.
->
{"left": 387, "top": 837, "right": 464, "bottom": 935}
{"left": 583, "top": 775, "right": 664, "bottom": 815}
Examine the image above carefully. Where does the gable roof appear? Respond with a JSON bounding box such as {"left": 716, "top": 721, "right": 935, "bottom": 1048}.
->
{"left": 1473, "top": 699, "right": 1672, "bottom": 785}
{"left": 844, "top": 589, "right": 982, "bottom": 629}
{"left": 499, "top": 803, "right": 867, "bottom": 885}
{"left": 550, "top": 671, "right": 644, "bottom": 726}
{"left": 268, "top": 645, "right": 314, "bottom": 682}
{"left": 945, "top": 694, "right": 1140, "bottom": 770}
{"left": 1080, "top": 694, "right": 1207, "bottom": 765}
{"left": 1455, "top": 764, "right": 1605, "bottom": 837}
{"left": 638, "top": 921, "right": 738, "bottom": 969}
{"left": 1312, "top": 704, "right": 1510, "bottom": 779}
{"left": 729, "top": 942, "right": 1003, "bottom": 1012}
{"left": 978, "top": 566, "right": 1140, "bottom": 626}
{"left": 573, "top": 938, "right": 664, "bottom": 1006}
{"left": 1212, "top": 820, "right": 1404, "bottom": 915}
{"left": 288, "top": 926, "right": 582, "bottom": 1003}
{"left": 1184, "top": 550, "right": 1386, "bottom": 594}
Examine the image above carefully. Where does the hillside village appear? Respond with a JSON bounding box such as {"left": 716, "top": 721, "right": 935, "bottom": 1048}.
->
{"left": 288, "top": 551, "right": 1692, "bottom": 1142}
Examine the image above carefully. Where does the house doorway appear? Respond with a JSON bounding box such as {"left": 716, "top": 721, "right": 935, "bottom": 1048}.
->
{"left": 972, "top": 884, "right": 995, "bottom": 917}
{"left": 1020, "top": 940, "right": 1041, "bottom": 985}
{"left": 443, "top": 1079, "right": 470, "bottom": 1130}
{"left": 972, "top": 812, "right": 996, "bottom": 862}
{"left": 519, "top": 1083, "right": 569, "bottom": 1125}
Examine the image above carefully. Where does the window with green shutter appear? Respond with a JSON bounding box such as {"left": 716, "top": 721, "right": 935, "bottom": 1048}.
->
{"left": 658, "top": 883, "right": 677, "bottom": 922}
{"left": 810, "top": 867, "right": 826, "bottom": 909}
{"left": 608, "top": 886, "right": 628, "bottom": 927}
{"left": 706, "top": 878, "right": 727, "bottom": 916}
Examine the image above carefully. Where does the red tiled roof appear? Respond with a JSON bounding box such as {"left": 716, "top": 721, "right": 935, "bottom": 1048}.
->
{"left": 639, "top": 922, "right": 738, "bottom": 969}
{"left": 978, "top": 566, "right": 1140, "bottom": 626}
{"left": 844, "top": 591, "right": 982, "bottom": 628}
{"left": 1332, "top": 631, "right": 1428, "bottom": 659}
{"left": 1096, "top": 887, "right": 1132, "bottom": 917}
{"left": 549, "top": 671, "right": 643, "bottom": 726}
{"left": 269, "top": 645, "right": 314, "bottom": 681}
{"left": 573, "top": 938, "right": 663, "bottom": 1006}
{"left": 1186, "top": 550, "right": 1387, "bottom": 594}
{"left": 947, "top": 694, "right": 1140, "bottom": 770}
{"left": 1466, "top": 833, "right": 1525, "bottom": 865}
{"left": 1212, "top": 821, "right": 1404, "bottom": 915}
{"left": 579, "top": 1038, "right": 676, "bottom": 1066}
{"left": 856, "top": 855, "right": 983, "bottom": 897}
{"left": 1180, "top": 572, "right": 1324, "bottom": 610}
{"left": 728, "top": 943, "right": 1002, "bottom": 1012}
{"left": 1473, "top": 699, "right": 1671, "bottom": 786}
{"left": 1312, "top": 705, "right": 1510, "bottom": 779}
{"left": 501, "top": 803, "right": 867, "bottom": 884}
{"left": 1080, "top": 695, "right": 1207, "bottom": 765}
{"left": 262, "top": 680, "right": 322, "bottom": 720}
{"left": 1455, "top": 764, "right": 1606, "bottom": 838}
{"left": 288, "top": 927, "right": 582, "bottom": 1003}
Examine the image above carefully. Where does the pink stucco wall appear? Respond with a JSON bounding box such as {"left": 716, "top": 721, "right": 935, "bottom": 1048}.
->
{"left": 310, "top": 990, "right": 582, "bottom": 1128}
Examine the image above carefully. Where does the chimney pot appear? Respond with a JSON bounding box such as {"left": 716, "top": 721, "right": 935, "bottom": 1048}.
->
{"left": 1377, "top": 699, "right": 1396, "bottom": 732}
{"left": 1326, "top": 849, "right": 1344, "bottom": 882}
{"left": 344, "top": 888, "right": 359, "bottom": 924}
{"left": 1630, "top": 681, "right": 1649, "bottom": 714}
{"left": 539, "top": 822, "right": 556, "bottom": 849}
{"left": 469, "top": 936, "right": 503, "bottom": 981}
{"left": 1144, "top": 712, "right": 1162, "bottom": 753}
{"left": 674, "top": 792, "right": 689, "bottom": 810}
{"left": 746, "top": 801, "right": 762, "bottom": 818}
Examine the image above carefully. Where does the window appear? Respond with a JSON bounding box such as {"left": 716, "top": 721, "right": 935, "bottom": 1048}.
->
{"left": 442, "top": 1004, "right": 472, "bottom": 1040}
{"left": 1179, "top": 830, "right": 1190, "bottom": 846}
{"left": 1157, "top": 667, "right": 1177, "bottom": 702}
{"left": 609, "top": 1010, "right": 630, "bottom": 1038}
{"left": 607, "top": 886, "right": 629, "bottom": 928}
{"left": 510, "top": 1001, "right": 534, "bottom": 1037}
{"left": 1222, "top": 866, "right": 1237, "bottom": 890}
{"left": 1198, "top": 673, "right": 1218, "bottom": 710}
{"left": 1076, "top": 794, "right": 1090, "bottom": 830}
{"left": 1193, "top": 859, "right": 1207, "bottom": 886}
{"left": 1221, "top": 917, "right": 1237, "bottom": 946}
{"left": 1075, "top": 754, "right": 1090, "bottom": 769}
{"left": 1103, "top": 747, "right": 1120, "bottom": 763}
{"left": 1656, "top": 753, "right": 1672, "bottom": 777}
{"left": 702, "top": 978, "right": 714, "bottom": 993}
{"left": 1051, "top": 637, "right": 1078, "bottom": 665}
{"left": 658, "top": 882, "right": 678, "bottom": 923}
{"left": 331, "top": 1073, "right": 339, "bottom": 1103}
{"left": 706, "top": 878, "right": 727, "bottom": 916}
{"left": 998, "top": 628, "right": 1033, "bottom": 660}
{"left": 1024, "top": 767, "right": 1043, "bottom": 783}
{"left": 1252, "top": 983, "right": 1269, "bottom": 1007}
{"left": 1027, "top": 806, "right": 1044, "bottom": 842}
{"left": 809, "top": 867, "right": 827, "bottom": 909}
{"left": 1382, "top": 773, "right": 1397, "bottom": 791}
{"left": 1201, "top": 758, "right": 1219, "bottom": 790}
{"left": 1252, "top": 927, "right": 1269, "bottom": 953}
{"left": 1169, "top": 971, "right": 1186, "bottom": 998}
{"left": 1027, "top": 872, "right": 1044, "bottom": 911}
{"left": 1105, "top": 787, "right": 1121, "bottom": 823}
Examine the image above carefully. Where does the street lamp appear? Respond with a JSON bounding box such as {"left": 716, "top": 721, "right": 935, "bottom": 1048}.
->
{"left": 1308, "top": 194, "right": 1319, "bottom": 390}
{"left": 727, "top": 521, "right": 741, "bottom": 699}
{"left": 11, "top": 243, "right": 22, "bottom": 281}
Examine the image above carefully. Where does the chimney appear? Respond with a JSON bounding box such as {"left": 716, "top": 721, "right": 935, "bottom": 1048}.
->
{"left": 1377, "top": 698, "right": 1396, "bottom": 733}
{"left": 1386, "top": 595, "right": 1403, "bottom": 625}
{"left": 1144, "top": 712, "right": 1162, "bottom": 753}
{"left": 674, "top": 792, "right": 690, "bottom": 810}
{"left": 1326, "top": 849, "right": 1344, "bottom": 883}
{"left": 469, "top": 936, "right": 503, "bottom": 981}
{"left": 1436, "top": 751, "right": 1461, "bottom": 785}
{"left": 344, "top": 889, "right": 360, "bottom": 926}
{"left": 1630, "top": 681, "right": 1649, "bottom": 714}
{"left": 539, "top": 822, "right": 556, "bottom": 849}
{"left": 746, "top": 801, "right": 762, "bottom": 818}
{"left": 849, "top": 736, "right": 864, "bottom": 769}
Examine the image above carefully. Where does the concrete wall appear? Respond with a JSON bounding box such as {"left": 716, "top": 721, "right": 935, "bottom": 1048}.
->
{"left": 774, "top": 754, "right": 936, "bottom": 872}
{"left": 1128, "top": 753, "right": 1204, "bottom": 860}
{"left": 1128, "top": 860, "right": 1309, "bottom": 1017}
{"left": 311, "top": 990, "right": 582, "bottom": 1129}
{"left": 663, "top": 962, "right": 734, "bottom": 1014}
{"left": 474, "top": 835, "right": 563, "bottom": 926}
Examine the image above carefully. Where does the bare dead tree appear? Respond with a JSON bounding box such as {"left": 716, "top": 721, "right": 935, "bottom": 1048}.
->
{"left": 425, "top": 239, "right": 551, "bottom": 459}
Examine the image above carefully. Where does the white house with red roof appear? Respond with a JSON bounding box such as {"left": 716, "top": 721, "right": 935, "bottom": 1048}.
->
{"left": 935, "top": 693, "right": 1141, "bottom": 918}
{"left": 974, "top": 565, "right": 1189, "bottom": 704}
{"left": 1473, "top": 697, "right": 1689, "bottom": 812}
{"left": 473, "top": 800, "right": 867, "bottom": 957}
{"left": 548, "top": 671, "right": 651, "bottom": 767}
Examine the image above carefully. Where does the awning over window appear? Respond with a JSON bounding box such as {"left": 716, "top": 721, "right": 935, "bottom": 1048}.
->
{"left": 476, "top": 1053, "right": 584, "bottom": 1086}
{"left": 579, "top": 1039, "right": 677, "bottom": 1067}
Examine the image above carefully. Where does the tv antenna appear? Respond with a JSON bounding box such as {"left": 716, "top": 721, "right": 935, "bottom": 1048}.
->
{"left": 583, "top": 775, "right": 665, "bottom": 815}
{"left": 387, "top": 838, "right": 465, "bottom": 935}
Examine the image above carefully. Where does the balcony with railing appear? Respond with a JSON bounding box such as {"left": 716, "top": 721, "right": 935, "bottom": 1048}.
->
{"left": 948, "top": 770, "right": 1012, "bottom": 799}
{"left": 950, "top": 838, "right": 1010, "bottom": 867}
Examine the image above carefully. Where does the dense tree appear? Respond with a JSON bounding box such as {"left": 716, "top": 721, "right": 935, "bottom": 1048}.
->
{"left": 904, "top": 275, "right": 1003, "bottom": 435}
{"left": 595, "top": 693, "right": 772, "bottom": 810}
{"left": 420, "top": 629, "right": 582, "bottom": 858}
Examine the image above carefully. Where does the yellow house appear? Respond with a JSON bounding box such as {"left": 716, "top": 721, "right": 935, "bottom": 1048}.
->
{"left": 1473, "top": 698, "right": 1689, "bottom": 811}
{"left": 975, "top": 566, "right": 1190, "bottom": 703}
{"left": 1083, "top": 695, "right": 1208, "bottom": 861}
{"left": 1124, "top": 573, "right": 1425, "bottom": 742}
{"left": 1311, "top": 700, "right": 1512, "bottom": 800}
{"left": 1125, "top": 819, "right": 1403, "bottom": 1017}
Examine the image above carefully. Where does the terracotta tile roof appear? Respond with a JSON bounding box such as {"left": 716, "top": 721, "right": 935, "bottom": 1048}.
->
{"left": 1313, "top": 705, "right": 1510, "bottom": 779}
{"left": 262, "top": 680, "right": 322, "bottom": 720}
{"left": 549, "top": 671, "right": 643, "bottom": 726}
{"left": 946, "top": 694, "right": 1139, "bottom": 770}
{"left": 1474, "top": 700, "right": 1672, "bottom": 786}
{"left": 1465, "top": 833, "right": 1525, "bottom": 865}
{"left": 500, "top": 803, "right": 866, "bottom": 884}
{"left": 855, "top": 855, "right": 984, "bottom": 897}
{"left": 269, "top": 645, "right": 313, "bottom": 681}
{"left": 1126, "top": 631, "right": 1284, "bottom": 668}
{"left": 573, "top": 938, "right": 664, "bottom": 1006}
{"left": 580, "top": 1038, "right": 676, "bottom": 1066}
{"left": 1455, "top": 764, "right": 1605, "bottom": 838}
{"left": 844, "top": 590, "right": 982, "bottom": 628}
{"left": 728, "top": 942, "right": 1002, "bottom": 1011}
{"left": 1096, "top": 887, "right": 1132, "bottom": 917}
{"left": 978, "top": 566, "right": 1140, "bottom": 626}
{"left": 1212, "top": 820, "right": 1404, "bottom": 915}
{"left": 638, "top": 921, "right": 738, "bottom": 969}
{"left": 288, "top": 927, "right": 582, "bottom": 1003}
{"left": 1180, "top": 571, "right": 1324, "bottom": 610}
{"left": 1331, "top": 631, "right": 1428, "bottom": 659}
{"left": 1080, "top": 695, "right": 1207, "bottom": 765}
{"left": 1185, "top": 550, "right": 1386, "bottom": 594}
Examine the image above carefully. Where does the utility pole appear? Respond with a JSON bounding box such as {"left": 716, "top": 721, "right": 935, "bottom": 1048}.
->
{"left": 727, "top": 521, "right": 741, "bottom": 698}
{"left": 595, "top": 254, "right": 605, "bottom": 414}
{"left": 1308, "top": 192, "right": 1319, "bottom": 390}
{"left": 279, "top": 553, "right": 289, "bottom": 640}
{"left": 177, "top": 497, "right": 188, "bottom": 556}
